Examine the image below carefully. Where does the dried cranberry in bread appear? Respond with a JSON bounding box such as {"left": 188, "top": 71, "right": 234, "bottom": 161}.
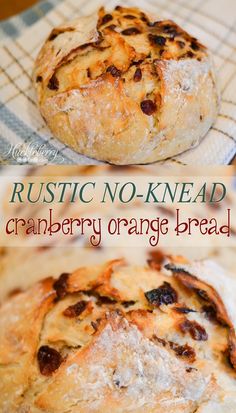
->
{"left": 1, "top": 257, "right": 235, "bottom": 412}
{"left": 33, "top": 6, "right": 219, "bottom": 165}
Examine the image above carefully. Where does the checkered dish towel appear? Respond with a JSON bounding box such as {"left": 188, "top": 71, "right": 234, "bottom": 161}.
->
{"left": 0, "top": 0, "right": 236, "bottom": 165}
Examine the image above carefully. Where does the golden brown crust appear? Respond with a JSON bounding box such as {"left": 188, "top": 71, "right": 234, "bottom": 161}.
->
{"left": 165, "top": 262, "right": 236, "bottom": 373}
{"left": 165, "top": 264, "right": 232, "bottom": 327}
{"left": 33, "top": 6, "right": 219, "bottom": 165}
{"left": 0, "top": 278, "right": 55, "bottom": 411}
{"left": 61, "top": 259, "right": 125, "bottom": 299}
{"left": 228, "top": 328, "right": 236, "bottom": 369}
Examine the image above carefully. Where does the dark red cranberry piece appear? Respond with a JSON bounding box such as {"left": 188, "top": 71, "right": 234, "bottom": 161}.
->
{"left": 37, "top": 345, "right": 63, "bottom": 376}
{"left": 145, "top": 282, "right": 178, "bottom": 307}
{"left": 140, "top": 99, "right": 157, "bottom": 115}
{"left": 101, "top": 14, "right": 113, "bottom": 25}
{"left": 141, "top": 14, "right": 150, "bottom": 23}
{"left": 63, "top": 300, "right": 87, "bottom": 317}
{"left": 121, "top": 27, "right": 141, "bottom": 35}
{"left": 180, "top": 319, "right": 208, "bottom": 341}
{"left": 177, "top": 40, "right": 185, "bottom": 49}
{"left": 91, "top": 318, "right": 101, "bottom": 331}
{"left": 149, "top": 34, "right": 166, "bottom": 46}
{"left": 169, "top": 342, "right": 196, "bottom": 362}
{"left": 182, "top": 51, "right": 194, "bottom": 58}
{"left": 162, "top": 24, "right": 179, "bottom": 37}
{"left": 53, "top": 273, "right": 69, "bottom": 299}
{"left": 106, "top": 65, "right": 121, "bottom": 77}
{"left": 124, "top": 14, "right": 136, "bottom": 19}
{"left": 202, "top": 305, "right": 217, "bottom": 322}
{"left": 191, "top": 41, "right": 200, "bottom": 51}
{"left": 107, "top": 24, "right": 116, "bottom": 30}
{"left": 173, "top": 306, "right": 196, "bottom": 314}
{"left": 122, "top": 300, "right": 136, "bottom": 308}
{"left": 47, "top": 74, "right": 59, "bottom": 90}
{"left": 133, "top": 67, "right": 142, "bottom": 82}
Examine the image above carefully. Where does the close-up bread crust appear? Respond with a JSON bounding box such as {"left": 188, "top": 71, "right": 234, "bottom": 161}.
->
{"left": 33, "top": 6, "right": 219, "bottom": 165}
{"left": 0, "top": 256, "right": 236, "bottom": 412}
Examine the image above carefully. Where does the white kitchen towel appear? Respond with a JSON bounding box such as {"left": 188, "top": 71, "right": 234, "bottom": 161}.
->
{"left": 0, "top": 0, "right": 235, "bottom": 165}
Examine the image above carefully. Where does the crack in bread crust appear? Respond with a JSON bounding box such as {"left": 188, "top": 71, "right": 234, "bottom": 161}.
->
{"left": 165, "top": 262, "right": 236, "bottom": 372}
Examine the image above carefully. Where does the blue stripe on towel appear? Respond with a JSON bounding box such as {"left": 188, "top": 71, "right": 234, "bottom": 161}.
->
{"left": 0, "top": 104, "right": 73, "bottom": 164}
{"left": 0, "top": 0, "right": 62, "bottom": 40}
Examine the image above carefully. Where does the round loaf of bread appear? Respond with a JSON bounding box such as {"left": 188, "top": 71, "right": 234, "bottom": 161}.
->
{"left": 33, "top": 6, "right": 219, "bottom": 165}
{"left": 1, "top": 256, "right": 236, "bottom": 412}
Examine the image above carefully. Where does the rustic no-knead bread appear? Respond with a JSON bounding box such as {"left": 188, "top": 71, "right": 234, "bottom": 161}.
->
{"left": 33, "top": 6, "right": 219, "bottom": 165}
{"left": 1, "top": 256, "right": 236, "bottom": 412}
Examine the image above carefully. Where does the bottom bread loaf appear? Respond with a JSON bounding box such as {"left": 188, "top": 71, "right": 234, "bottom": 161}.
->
{"left": 0, "top": 255, "right": 236, "bottom": 412}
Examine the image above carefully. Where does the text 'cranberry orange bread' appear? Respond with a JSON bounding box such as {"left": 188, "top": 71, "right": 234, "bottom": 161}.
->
{"left": 33, "top": 6, "right": 219, "bottom": 165}
{"left": 0, "top": 256, "right": 235, "bottom": 412}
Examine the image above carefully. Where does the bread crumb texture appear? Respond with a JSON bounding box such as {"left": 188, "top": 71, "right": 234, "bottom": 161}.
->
{"left": 0, "top": 257, "right": 236, "bottom": 412}
{"left": 33, "top": 6, "right": 219, "bottom": 164}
